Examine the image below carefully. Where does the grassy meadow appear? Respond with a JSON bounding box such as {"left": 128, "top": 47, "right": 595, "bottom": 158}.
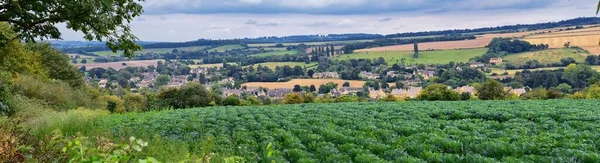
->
{"left": 336, "top": 48, "right": 487, "bottom": 64}
{"left": 252, "top": 50, "right": 297, "bottom": 57}
{"left": 502, "top": 48, "right": 590, "bottom": 66}
{"left": 207, "top": 44, "right": 245, "bottom": 52}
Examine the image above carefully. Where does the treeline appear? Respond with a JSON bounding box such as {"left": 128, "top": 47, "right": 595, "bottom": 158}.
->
{"left": 345, "top": 35, "right": 477, "bottom": 52}
{"left": 60, "top": 17, "right": 600, "bottom": 53}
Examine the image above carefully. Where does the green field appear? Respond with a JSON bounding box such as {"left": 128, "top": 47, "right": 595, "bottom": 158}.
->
{"left": 47, "top": 100, "right": 600, "bottom": 162}
{"left": 248, "top": 40, "right": 373, "bottom": 47}
{"left": 262, "top": 47, "right": 288, "bottom": 51}
{"left": 244, "top": 62, "right": 317, "bottom": 69}
{"left": 489, "top": 65, "right": 600, "bottom": 76}
{"left": 335, "top": 48, "right": 487, "bottom": 64}
{"left": 503, "top": 48, "right": 590, "bottom": 66}
{"left": 92, "top": 46, "right": 209, "bottom": 56}
{"left": 253, "top": 50, "right": 297, "bottom": 57}
{"left": 208, "top": 44, "right": 245, "bottom": 52}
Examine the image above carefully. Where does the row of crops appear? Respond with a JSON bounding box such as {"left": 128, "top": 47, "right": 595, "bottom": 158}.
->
{"left": 101, "top": 100, "right": 600, "bottom": 162}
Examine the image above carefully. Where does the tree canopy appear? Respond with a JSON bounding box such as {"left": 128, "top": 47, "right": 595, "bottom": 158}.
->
{"left": 0, "top": 0, "right": 144, "bottom": 57}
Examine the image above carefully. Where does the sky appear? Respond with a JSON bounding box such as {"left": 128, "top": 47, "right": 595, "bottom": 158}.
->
{"left": 59, "top": 0, "right": 599, "bottom": 42}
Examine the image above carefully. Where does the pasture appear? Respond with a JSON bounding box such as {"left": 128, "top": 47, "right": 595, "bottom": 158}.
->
{"left": 207, "top": 44, "right": 246, "bottom": 52}
{"left": 336, "top": 48, "right": 487, "bottom": 64}
{"left": 252, "top": 50, "right": 297, "bottom": 57}
{"left": 502, "top": 48, "right": 590, "bottom": 66}
{"left": 243, "top": 62, "right": 317, "bottom": 70}
{"left": 242, "top": 79, "right": 375, "bottom": 89}
{"left": 92, "top": 46, "right": 209, "bottom": 56}
{"left": 489, "top": 65, "right": 600, "bottom": 76}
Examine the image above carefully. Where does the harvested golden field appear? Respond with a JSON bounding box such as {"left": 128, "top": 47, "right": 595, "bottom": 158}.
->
{"left": 524, "top": 26, "right": 600, "bottom": 54}
{"left": 243, "top": 79, "right": 394, "bottom": 89}
{"left": 356, "top": 31, "right": 536, "bottom": 52}
{"left": 76, "top": 60, "right": 163, "bottom": 70}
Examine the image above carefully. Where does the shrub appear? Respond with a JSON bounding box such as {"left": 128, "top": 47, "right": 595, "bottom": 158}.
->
{"left": 123, "top": 93, "right": 148, "bottom": 112}
{"left": 475, "top": 80, "right": 510, "bottom": 100}
{"left": 222, "top": 95, "right": 241, "bottom": 106}
{"left": 101, "top": 95, "right": 125, "bottom": 113}
{"left": 11, "top": 75, "right": 101, "bottom": 111}
{"left": 586, "top": 83, "right": 600, "bottom": 99}
{"left": 158, "top": 83, "right": 212, "bottom": 109}
{"left": 284, "top": 93, "right": 304, "bottom": 104}
{"left": 334, "top": 95, "right": 359, "bottom": 103}
{"left": 417, "top": 84, "right": 461, "bottom": 101}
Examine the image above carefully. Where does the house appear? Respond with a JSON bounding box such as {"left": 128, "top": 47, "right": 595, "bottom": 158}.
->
{"left": 455, "top": 86, "right": 476, "bottom": 94}
{"left": 312, "top": 72, "right": 340, "bottom": 79}
{"left": 469, "top": 62, "right": 485, "bottom": 68}
{"left": 490, "top": 58, "right": 503, "bottom": 65}
{"left": 98, "top": 79, "right": 108, "bottom": 88}
{"left": 222, "top": 88, "right": 244, "bottom": 97}
{"left": 390, "top": 89, "right": 405, "bottom": 98}
{"left": 504, "top": 87, "right": 527, "bottom": 96}
{"left": 339, "top": 87, "right": 363, "bottom": 95}
{"left": 267, "top": 88, "right": 291, "bottom": 99}
{"left": 360, "top": 71, "right": 379, "bottom": 80}
{"left": 405, "top": 87, "right": 423, "bottom": 98}
{"left": 368, "top": 88, "right": 386, "bottom": 99}
{"left": 414, "top": 70, "right": 435, "bottom": 80}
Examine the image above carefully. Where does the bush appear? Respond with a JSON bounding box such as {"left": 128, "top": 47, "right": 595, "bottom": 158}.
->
{"left": 158, "top": 83, "right": 212, "bottom": 109}
{"left": 222, "top": 95, "right": 241, "bottom": 106}
{"left": 334, "top": 95, "right": 359, "bottom": 103}
{"left": 417, "top": 84, "right": 461, "bottom": 101}
{"left": 284, "top": 93, "right": 304, "bottom": 104}
{"left": 11, "top": 75, "right": 101, "bottom": 111}
{"left": 101, "top": 95, "right": 125, "bottom": 113}
{"left": 475, "top": 80, "right": 510, "bottom": 100}
{"left": 123, "top": 93, "right": 148, "bottom": 112}
{"left": 586, "top": 83, "right": 600, "bottom": 99}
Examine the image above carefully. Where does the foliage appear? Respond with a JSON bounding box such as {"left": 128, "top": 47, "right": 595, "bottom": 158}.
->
{"left": 0, "top": 117, "right": 27, "bottom": 162}
{"left": 417, "top": 84, "right": 461, "bottom": 101}
{"left": 11, "top": 75, "right": 102, "bottom": 111}
{"left": 158, "top": 83, "right": 212, "bottom": 109}
{"left": 123, "top": 93, "right": 148, "bottom": 112}
{"left": 222, "top": 95, "right": 241, "bottom": 106}
{"left": 67, "top": 100, "right": 600, "bottom": 162}
{"left": 26, "top": 43, "right": 84, "bottom": 88}
{"left": 283, "top": 93, "right": 304, "bottom": 104}
{"left": 586, "top": 83, "right": 600, "bottom": 99}
{"left": 0, "top": 0, "right": 144, "bottom": 57}
{"left": 101, "top": 95, "right": 125, "bottom": 113}
{"left": 563, "top": 64, "right": 597, "bottom": 89}
{"left": 154, "top": 75, "right": 170, "bottom": 87}
{"left": 475, "top": 80, "right": 510, "bottom": 100}
{"left": 0, "top": 24, "right": 46, "bottom": 77}
{"left": 521, "top": 88, "right": 562, "bottom": 100}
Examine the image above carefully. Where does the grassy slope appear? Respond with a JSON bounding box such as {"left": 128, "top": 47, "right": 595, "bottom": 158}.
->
{"left": 252, "top": 50, "right": 297, "bottom": 57}
{"left": 489, "top": 65, "right": 600, "bottom": 76}
{"left": 207, "top": 44, "right": 245, "bottom": 52}
{"left": 93, "top": 46, "right": 209, "bottom": 56}
{"left": 335, "top": 48, "right": 487, "bottom": 64}
{"left": 502, "top": 48, "right": 590, "bottom": 66}
{"left": 36, "top": 100, "right": 600, "bottom": 162}
{"left": 243, "top": 62, "right": 317, "bottom": 69}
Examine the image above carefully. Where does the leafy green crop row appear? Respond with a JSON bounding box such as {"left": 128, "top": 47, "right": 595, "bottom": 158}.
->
{"left": 96, "top": 100, "right": 600, "bottom": 162}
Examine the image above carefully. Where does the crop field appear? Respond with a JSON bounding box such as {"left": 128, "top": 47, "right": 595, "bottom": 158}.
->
{"left": 524, "top": 27, "right": 600, "bottom": 54}
{"left": 253, "top": 50, "right": 297, "bottom": 57}
{"left": 243, "top": 62, "right": 317, "bottom": 70}
{"left": 92, "top": 46, "right": 209, "bottom": 56}
{"left": 208, "top": 44, "right": 246, "bottom": 52}
{"left": 502, "top": 48, "right": 590, "bottom": 66}
{"left": 79, "top": 100, "right": 600, "bottom": 162}
{"left": 336, "top": 48, "right": 486, "bottom": 64}
{"left": 75, "top": 59, "right": 163, "bottom": 70}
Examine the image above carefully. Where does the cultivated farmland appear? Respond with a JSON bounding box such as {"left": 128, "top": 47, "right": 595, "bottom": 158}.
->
{"left": 65, "top": 100, "right": 600, "bottom": 162}
{"left": 243, "top": 79, "right": 370, "bottom": 89}
{"left": 524, "top": 26, "right": 600, "bottom": 54}
{"left": 92, "top": 46, "right": 209, "bottom": 56}
{"left": 252, "top": 50, "right": 297, "bottom": 57}
{"left": 75, "top": 59, "right": 163, "bottom": 70}
{"left": 336, "top": 48, "right": 487, "bottom": 64}
{"left": 208, "top": 44, "right": 246, "bottom": 52}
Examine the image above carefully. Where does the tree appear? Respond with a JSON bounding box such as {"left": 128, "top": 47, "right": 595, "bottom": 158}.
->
{"left": 563, "top": 64, "right": 597, "bottom": 88}
{"left": 155, "top": 75, "right": 170, "bottom": 87}
{"left": 475, "top": 80, "right": 510, "bottom": 100}
{"left": 0, "top": 0, "right": 144, "bottom": 57}
{"left": 330, "top": 45, "right": 335, "bottom": 56}
{"left": 318, "top": 84, "right": 329, "bottom": 94}
{"left": 222, "top": 95, "right": 241, "bottom": 106}
{"left": 417, "top": 84, "right": 460, "bottom": 101}
{"left": 123, "top": 93, "right": 147, "bottom": 112}
{"left": 413, "top": 42, "right": 419, "bottom": 58}
{"left": 283, "top": 93, "right": 304, "bottom": 104}
{"left": 81, "top": 59, "right": 87, "bottom": 64}
{"left": 158, "top": 83, "right": 212, "bottom": 109}
{"left": 343, "top": 45, "right": 355, "bottom": 54}
{"left": 309, "top": 85, "right": 317, "bottom": 92}
{"left": 26, "top": 43, "right": 84, "bottom": 88}
{"left": 586, "top": 55, "right": 598, "bottom": 65}
{"left": 307, "top": 69, "right": 315, "bottom": 78}
{"left": 342, "top": 82, "right": 350, "bottom": 87}
{"left": 293, "top": 85, "right": 302, "bottom": 92}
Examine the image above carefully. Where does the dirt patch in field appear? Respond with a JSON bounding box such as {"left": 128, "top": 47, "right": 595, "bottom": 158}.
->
{"left": 76, "top": 60, "right": 163, "bottom": 70}
{"left": 243, "top": 79, "right": 392, "bottom": 89}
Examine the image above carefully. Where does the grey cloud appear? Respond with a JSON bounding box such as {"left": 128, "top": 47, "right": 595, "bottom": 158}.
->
{"left": 244, "top": 19, "right": 279, "bottom": 26}
{"left": 302, "top": 22, "right": 331, "bottom": 27}
{"left": 141, "top": 0, "right": 569, "bottom": 15}
{"left": 244, "top": 19, "right": 258, "bottom": 25}
{"left": 379, "top": 17, "right": 392, "bottom": 22}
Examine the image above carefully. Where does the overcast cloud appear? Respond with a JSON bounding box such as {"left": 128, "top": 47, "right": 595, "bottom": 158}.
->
{"left": 58, "top": 0, "right": 598, "bottom": 42}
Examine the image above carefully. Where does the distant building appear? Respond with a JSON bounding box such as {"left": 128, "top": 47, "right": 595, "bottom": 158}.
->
{"left": 490, "top": 58, "right": 503, "bottom": 65}
{"left": 469, "top": 62, "right": 485, "bottom": 68}
{"left": 414, "top": 70, "right": 435, "bottom": 80}
{"left": 98, "top": 79, "right": 108, "bottom": 88}
{"left": 360, "top": 71, "right": 379, "bottom": 80}
{"left": 390, "top": 86, "right": 423, "bottom": 99}
{"left": 455, "top": 86, "right": 476, "bottom": 94}
{"left": 312, "top": 72, "right": 340, "bottom": 79}
{"left": 368, "top": 88, "right": 386, "bottom": 99}
{"left": 268, "top": 88, "right": 292, "bottom": 99}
